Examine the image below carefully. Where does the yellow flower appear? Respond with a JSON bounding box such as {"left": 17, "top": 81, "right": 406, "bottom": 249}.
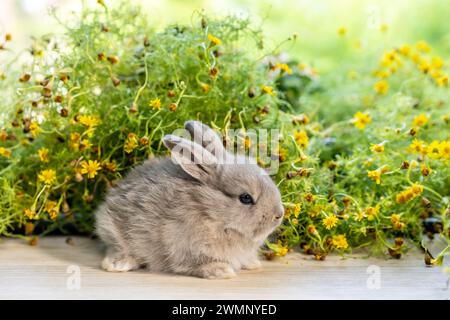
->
{"left": 124, "top": 133, "right": 139, "bottom": 153}
{"left": 410, "top": 52, "right": 422, "bottom": 64}
{"left": 421, "top": 164, "right": 432, "bottom": 177}
{"left": 69, "top": 133, "right": 79, "bottom": 142}
{"left": 332, "top": 234, "right": 348, "bottom": 250}
{"left": 80, "top": 160, "right": 101, "bottom": 179}
{"left": 411, "top": 183, "right": 424, "bottom": 195}
{"left": 44, "top": 200, "right": 57, "bottom": 213}
{"left": 427, "top": 141, "right": 441, "bottom": 159}
{"left": 438, "top": 141, "right": 450, "bottom": 160}
{"left": 352, "top": 111, "right": 371, "bottom": 129}
{"left": 390, "top": 214, "right": 401, "bottom": 225}
{"left": 395, "top": 191, "right": 407, "bottom": 204}
{"left": 276, "top": 63, "right": 293, "bottom": 75}
{"left": 307, "top": 225, "right": 317, "bottom": 234}
{"left": 419, "top": 62, "right": 431, "bottom": 74}
{"left": 370, "top": 143, "right": 384, "bottom": 153}
{"left": 69, "top": 132, "right": 80, "bottom": 150}
{"left": 80, "top": 139, "right": 92, "bottom": 151}
{"left": 200, "top": 83, "right": 210, "bottom": 93}
{"left": 38, "top": 169, "right": 56, "bottom": 185}
{"left": 261, "top": 85, "right": 274, "bottom": 96}
{"left": 269, "top": 241, "right": 288, "bottom": 257}
{"left": 342, "top": 196, "right": 351, "bottom": 207}
{"left": 24, "top": 208, "right": 36, "bottom": 219}
{"left": 431, "top": 56, "right": 444, "bottom": 69}
{"left": 436, "top": 74, "right": 448, "bottom": 87}
{"left": 308, "top": 204, "right": 323, "bottom": 218}
{"left": 38, "top": 148, "right": 49, "bottom": 162}
{"left": 304, "top": 193, "right": 316, "bottom": 203}
{"left": 0, "top": 146, "right": 12, "bottom": 158}
{"left": 207, "top": 33, "right": 221, "bottom": 46}
{"left": 367, "top": 169, "right": 382, "bottom": 184}
{"left": 355, "top": 211, "right": 365, "bottom": 222}
{"left": 389, "top": 64, "right": 398, "bottom": 74}
{"left": 298, "top": 63, "right": 307, "bottom": 71}
{"left": 373, "top": 70, "right": 389, "bottom": 79}
{"left": 409, "top": 139, "right": 426, "bottom": 154}
{"left": 44, "top": 200, "right": 59, "bottom": 220}
{"left": 415, "top": 40, "right": 431, "bottom": 53}
{"left": 322, "top": 215, "right": 338, "bottom": 230}
{"left": 78, "top": 115, "right": 100, "bottom": 128}
{"left": 398, "top": 44, "right": 410, "bottom": 56}
{"left": 209, "top": 67, "right": 219, "bottom": 78}
{"left": 293, "top": 203, "right": 301, "bottom": 218}
{"left": 283, "top": 208, "right": 292, "bottom": 219}
{"left": 30, "top": 121, "right": 40, "bottom": 137}
{"left": 292, "top": 113, "right": 310, "bottom": 125}
{"left": 379, "top": 23, "right": 389, "bottom": 33}
{"left": 149, "top": 97, "right": 161, "bottom": 110}
{"left": 337, "top": 26, "right": 347, "bottom": 37}
{"left": 276, "top": 245, "right": 288, "bottom": 256}
{"left": 278, "top": 147, "right": 288, "bottom": 162}
{"left": 103, "top": 160, "right": 117, "bottom": 172}
{"left": 396, "top": 183, "right": 423, "bottom": 204}
{"left": 294, "top": 130, "right": 309, "bottom": 148}
{"left": 413, "top": 114, "right": 428, "bottom": 127}
{"left": 381, "top": 51, "right": 397, "bottom": 66}
{"left": 0, "top": 130, "right": 7, "bottom": 141}
{"left": 373, "top": 80, "right": 389, "bottom": 95}
{"left": 365, "top": 205, "right": 380, "bottom": 221}
{"left": 393, "top": 222, "right": 405, "bottom": 230}
{"left": 430, "top": 69, "right": 442, "bottom": 81}
{"left": 49, "top": 210, "right": 58, "bottom": 220}
{"left": 243, "top": 136, "right": 251, "bottom": 149}
{"left": 168, "top": 103, "right": 177, "bottom": 112}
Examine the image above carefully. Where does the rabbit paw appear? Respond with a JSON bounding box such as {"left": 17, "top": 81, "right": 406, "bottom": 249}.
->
{"left": 196, "top": 262, "right": 236, "bottom": 279}
{"left": 242, "top": 259, "right": 262, "bottom": 270}
{"left": 101, "top": 255, "right": 138, "bottom": 272}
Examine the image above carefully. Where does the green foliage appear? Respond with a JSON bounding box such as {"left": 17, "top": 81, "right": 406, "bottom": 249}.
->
{"left": 0, "top": 2, "right": 277, "bottom": 235}
{"left": 0, "top": 1, "right": 448, "bottom": 262}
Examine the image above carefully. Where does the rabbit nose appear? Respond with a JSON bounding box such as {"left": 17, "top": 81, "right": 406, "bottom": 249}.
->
{"left": 274, "top": 206, "right": 284, "bottom": 220}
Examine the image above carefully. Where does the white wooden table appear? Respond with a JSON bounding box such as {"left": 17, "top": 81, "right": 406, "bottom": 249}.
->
{"left": 0, "top": 236, "right": 448, "bottom": 299}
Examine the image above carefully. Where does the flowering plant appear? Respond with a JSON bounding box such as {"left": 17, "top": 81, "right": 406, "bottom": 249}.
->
{"left": 0, "top": 2, "right": 448, "bottom": 264}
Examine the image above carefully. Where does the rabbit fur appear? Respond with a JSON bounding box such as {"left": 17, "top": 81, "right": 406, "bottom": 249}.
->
{"left": 95, "top": 120, "right": 284, "bottom": 279}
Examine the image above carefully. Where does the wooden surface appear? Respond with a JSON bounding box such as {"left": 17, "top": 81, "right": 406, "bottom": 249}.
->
{"left": 0, "top": 236, "right": 448, "bottom": 300}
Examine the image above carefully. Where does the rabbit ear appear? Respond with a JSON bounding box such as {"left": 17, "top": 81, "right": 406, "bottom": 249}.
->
{"left": 184, "top": 121, "right": 227, "bottom": 162}
{"left": 163, "top": 134, "right": 218, "bottom": 181}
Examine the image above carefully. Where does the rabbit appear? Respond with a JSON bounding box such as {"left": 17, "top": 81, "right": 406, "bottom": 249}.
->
{"left": 95, "top": 120, "right": 284, "bottom": 279}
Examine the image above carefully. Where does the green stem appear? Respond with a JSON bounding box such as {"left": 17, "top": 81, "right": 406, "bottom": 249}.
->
{"left": 132, "top": 57, "right": 149, "bottom": 106}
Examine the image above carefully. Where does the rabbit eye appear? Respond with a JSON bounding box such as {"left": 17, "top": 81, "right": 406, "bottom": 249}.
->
{"left": 239, "top": 193, "right": 254, "bottom": 205}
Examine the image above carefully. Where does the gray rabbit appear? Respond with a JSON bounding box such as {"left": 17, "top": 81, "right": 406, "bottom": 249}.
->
{"left": 95, "top": 120, "right": 284, "bottom": 279}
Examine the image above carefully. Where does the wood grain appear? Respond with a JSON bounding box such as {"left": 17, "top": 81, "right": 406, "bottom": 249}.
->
{"left": 0, "top": 236, "right": 448, "bottom": 299}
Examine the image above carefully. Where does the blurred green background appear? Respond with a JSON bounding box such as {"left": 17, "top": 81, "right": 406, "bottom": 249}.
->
{"left": 1, "top": 0, "right": 449, "bottom": 72}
